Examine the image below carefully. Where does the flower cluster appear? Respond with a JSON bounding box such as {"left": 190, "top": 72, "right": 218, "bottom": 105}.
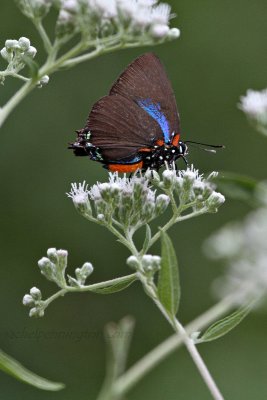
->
{"left": 239, "top": 89, "right": 267, "bottom": 136}
{"left": 0, "top": 37, "right": 36, "bottom": 77}
{"left": 205, "top": 190, "right": 267, "bottom": 305}
{"left": 0, "top": 37, "right": 49, "bottom": 86}
{"left": 16, "top": 0, "right": 53, "bottom": 20}
{"left": 127, "top": 254, "right": 161, "bottom": 282}
{"left": 23, "top": 286, "right": 44, "bottom": 317}
{"left": 23, "top": 247, "right": 95, "bottom": 316}
{"left": 68, "top": 174, "right": 170, "bottom": 230}
{"left": 68, "top": 167, "right": 225, "bottom": 234}
{"left": 147, "top": 166, "right": 225, "bottom": 213}
{"left": 37, "top": 247, "right": 69, "bottom": 286}
{"left": 55, "top": 0, "right": 179, "bottom": 41}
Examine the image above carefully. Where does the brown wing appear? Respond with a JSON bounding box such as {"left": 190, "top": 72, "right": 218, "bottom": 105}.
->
{"left": 86, "top": 94, "right": 163, "bottom": 161}
{"left": 109, "top": 53, "right": 180, "bottom": 136}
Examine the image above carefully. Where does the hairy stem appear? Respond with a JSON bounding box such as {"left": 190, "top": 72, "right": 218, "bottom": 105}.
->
{"left": 113, "top": 295, "right": 236, "bottom": 397}
{"left": 41, "top": 273, "right": 138, "bottom": 311}
{"left": 172, "top": 318, "right": 224, "bottom": 400}
{"left": 33, "top": 19, "right": 53, "bottom": 54}
{"left": 134, "top": 274, "right": 224, "bottom": 400}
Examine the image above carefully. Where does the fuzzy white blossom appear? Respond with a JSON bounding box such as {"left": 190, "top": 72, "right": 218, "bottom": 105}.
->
{"left": 205, "top": 196, "right": 267, "bottom": 306}
{"left": 239, "top": 89, "right": 267, "bottom": 136}
{"left": 239, "top": 89, "right": 267, "bottom": 117}
{"left": 56, "top": 0, "right": 178, "bottom": 40}
{"left": 68, "top": 166, "right": 224, "bottom": 233}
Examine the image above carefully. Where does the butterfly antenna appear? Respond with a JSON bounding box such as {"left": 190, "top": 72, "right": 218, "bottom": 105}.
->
{"left": 185, "top": 141, "right": 225, "bottom": 154}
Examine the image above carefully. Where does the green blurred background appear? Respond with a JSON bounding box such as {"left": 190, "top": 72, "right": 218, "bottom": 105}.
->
{"left": 1, "top": 1, "right": 267, "bottom": 399}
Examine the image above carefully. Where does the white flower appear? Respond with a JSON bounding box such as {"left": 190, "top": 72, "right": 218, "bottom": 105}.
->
{"left": 61, "top": 0, "right": 78, "bottom": 13}
{"left": 151, "top": 3, "right": 171, "bottom": 25}
{"left": 150, "top": 24, "right": 170, "bottom": 38}
{"left": 22, "top": 294, "right": 34, "bottom": 306}
{"left": 168, "top": 27, "right": 180, "bottom": 39}
{"left": 117, "top": 0, "right": 137, "bottom": 18}
{"left": 25, "top": 46, "right": 37, "bottom": 58}
{"left": 117, "top": 0, "right": 174, "bottom": 37}
{"left": 18, "top": 37, "right": 31, "bottom": 51}
{"left": 67, "top": 181, "right": 89, "bottom": 203}
{"left": 89, "top": 0, "right": 118, "bottom": 18}
{"left": 58, "top": 8, "right": 74, "bottom": 23}
{"left": 67, "top": 181, "right": 92, "bottom": 214}
{"left": 239, "top": 89, "right": 267, "bottom": 118}
{"left": 206, "top": 202, "right": 267, "bottom": 305}
{"left": 133, "top": 6, "right": 152, "bottom": 27}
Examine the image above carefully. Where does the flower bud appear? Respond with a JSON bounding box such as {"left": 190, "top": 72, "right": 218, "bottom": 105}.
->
{"left": 62, "top": 0, "right": 78, "bottom": 13}
{"left": 97, "top": 213, "right": 105, "bottom": 222}
{"left": 142, "top": 254, "right": 153, "bottom": 267}
{"left": 168, "top": 28, "right": 180, "bottom": 39}
{"left": 127, "top": 255, "right": 139, "bottom": 269}
{"left": 30, "top": 287, "right": 42, "bottom": 301}
{"left": 22, "top": 294, "right": 34, "bottom": 306}
{"left": 73, "top": 193, "right": 92, "bottom": 215}
{"left": 57, "top": 249, "right": 68, "bottom": 272}
{"left": 29, "top": 307, "right": 44, "bottom": 318}
{"left": 1, "top": 47, "right": 11, "bottom": 61}
{"left": 38, "top": 257, "right": 55, "bottom": 281}
{"left": 81, "top": 262, "right": 93, "bottom": 277}
{"left": 162, "top": 169, "right": 176, "bottom": 189}
{"left": 98, "top": 183, "right": 112, "bottom": 202}
{"left": 25, "top": 46, "right": 37, "bottom": 58}
{"left": 39, "top": 75, "right": 50, "bottom": 86}
{"left": 47, "top": 247, "right": 58, "bottom": 263}
{"left": 155, "top": 194, "right": 170, "bottom": 215}
{"left": 142, "top": 255, "right": 161, "bottom": 276}
{"left": 206, "top": 191, "right": 225, "bottom": 212}
{"left": 18, "top": 37, "right": 31, "bottom": 51}
{"left": 145, "top": 169, "right": 160, "bottom": 184}
{"left": 182, "top": 170, "right": 196, "bottom": 191}
{"left": 150, "top": 24, "right": 169, "bottom": 39}
{"left": 5, "top": 39, "right": 19, "bottom": 50}
{"left": 75, "top": 262, "right": 94, "bottom": 284}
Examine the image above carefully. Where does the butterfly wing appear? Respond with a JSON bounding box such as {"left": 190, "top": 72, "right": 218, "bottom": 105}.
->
{"left": 109, "top": 52, "right": 180, "bottom": 143}
{"left": 87, "top": 94, "right": 163, "bottom": 163}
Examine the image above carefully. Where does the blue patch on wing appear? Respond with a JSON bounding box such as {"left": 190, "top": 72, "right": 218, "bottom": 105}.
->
{"left": 137, "top": 99, "right": 170, "bottom": 143}
{"left": 110, "top": 154, "right": 142, "bottom": 164}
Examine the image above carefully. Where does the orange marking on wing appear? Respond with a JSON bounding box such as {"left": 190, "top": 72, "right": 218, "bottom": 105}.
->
{"left": 108, "top": 161, "right": 143, "bottom": 173}
{"left": 139, "top": 147, "right": 152, "bottom": 152}
{"left": 155, "top": 139, "right": 164, "bottom": 146}
{"left": 172, "top": 134, "right": 180, "bottom": 147}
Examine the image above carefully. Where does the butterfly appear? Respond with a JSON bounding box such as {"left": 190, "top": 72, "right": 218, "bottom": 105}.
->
{"left": 70, "top": 53, "right": 222, "bottom": 172}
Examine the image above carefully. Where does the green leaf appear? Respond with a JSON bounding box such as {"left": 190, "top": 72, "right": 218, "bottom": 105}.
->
{"left": 89, "top": 274, "right": 137, "bottom": 294}
{"left": 22, "top": 55, "right": 39, "bottom": 80}
{"left": 214, "top": 172, "right": 258, "bottom": 205}
{"left": 199, "top": 304, "right": 251, "bottom": 343}
{"left": 142, "top": 224, "right": 152, "bottom": 254}
{"left": 157, "top": 231, "right": 180, "bottom": 317}
{"left": 0, "top": 349, "right": 64, "bottom": 391}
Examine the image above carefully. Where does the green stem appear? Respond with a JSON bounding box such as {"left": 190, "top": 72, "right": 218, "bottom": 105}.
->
{"left": 176, "top": 208, "right": 208, "bottom": 223}
{"left": 41, "top": 273, "right": 137, "bottom": 311}
{"left": 136, "top": 275, "right": 224, "bottom": 400}
{"left": 148, "top": 206, "right": 208, "bottom": 250}
{"left": 0, "top": 71, "right": 29, "bottom": 82}
{"left": 113, "top": 295, "right": 236, "bottom": 397}
{"left": 0, "top": 80, "right": 35, "bottom": 128}
{"left": 107, "top": 224, "right": 138, "bottom": 255}
{"left": 0, "top": 32, "right": 140, "bottom": 129}
{"left": 33, "top": 19, "right": 53, "bottom": 54}
{"left": 172, "top": 317, "right": 224, "bottom": 400}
